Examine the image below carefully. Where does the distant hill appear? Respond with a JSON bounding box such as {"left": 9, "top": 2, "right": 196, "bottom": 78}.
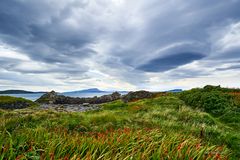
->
{"left": 166, "top": 89, "right": 183, "bottom": 93}
{"left": 0, "top": 90, "right": 46, "bottom": 94}
{"left": 118, "top": 91, "right": 129, "bottom": 94}
{"left": 63, "top": 88, "right": 129, "bottom": 95}
{"left": 63, "top": 88, "right": 107, "bottom": 94}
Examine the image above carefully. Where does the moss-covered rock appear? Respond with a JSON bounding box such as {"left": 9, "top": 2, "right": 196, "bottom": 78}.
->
{"left": 0, "top": 96, "right": 37, "bottom": 109}
{"left": 121, "top": 90, "right": 154, "bottom": 103}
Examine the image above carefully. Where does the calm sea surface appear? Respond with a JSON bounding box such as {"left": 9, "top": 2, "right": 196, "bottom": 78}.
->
{"left": 0, "top": 92, "right": 113, "bottom": 101}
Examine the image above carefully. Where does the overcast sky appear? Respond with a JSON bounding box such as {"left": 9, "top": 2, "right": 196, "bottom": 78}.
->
{"left": 0, "top": 0, "right": 240, "bottom": 91}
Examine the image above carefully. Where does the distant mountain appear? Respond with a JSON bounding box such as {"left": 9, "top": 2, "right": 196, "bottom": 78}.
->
{"left": 63, "top": 88, "right": 129, "bottom": 95}
{"left": 0, "top": 90, "right": 46, "bottom": 94}
{"left": 166, "top": 89, "right": 183, "bottom": 93}
{"left": 118, "top": 91, "right": 129, "bottom": 94}
{"left": 63, "top": 88, "right": 107, "bottom": 94}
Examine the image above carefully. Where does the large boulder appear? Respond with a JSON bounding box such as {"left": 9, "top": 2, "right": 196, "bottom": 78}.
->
{"left": 93, "top": 92, "right": 121, "bottom": 104}
{"left": 111, "top": 92, "right": 122, "bottom": 99}
{"left": 35, "top": 90, "right": 58, "bottom": 104}
{"left": 121, "top": 90, "right": 154, "bottom": 103}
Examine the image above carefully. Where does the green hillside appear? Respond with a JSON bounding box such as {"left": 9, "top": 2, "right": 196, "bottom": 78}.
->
{"left": 0, "top": 87, "right": 240, "bottom": 159}
{"left": 0, "top": 96, "right": 37, "bottom": 109}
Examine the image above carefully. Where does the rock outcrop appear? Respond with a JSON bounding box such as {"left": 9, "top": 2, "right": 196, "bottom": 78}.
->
{"left": 36, "top": 91, "right": 121, "bottom": 104}
{"left": 121, "top": 90, "right": 154, "bottom": 103}
{"left": 35, "top": 90, "right": 58, "bottom": 104}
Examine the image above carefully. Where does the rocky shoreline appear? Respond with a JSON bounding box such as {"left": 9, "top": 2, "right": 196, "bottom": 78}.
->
{"left": 34, "top": 90, "right": 160, "bottom": 112}
{"left": 36, "top": 91, "right": 122, "bottom": 104}
{"left": 36, "top": 90, "right": 159, "bottom": 104}
{"left": 40, "top": 103, "right": 100, "bottom": 112}
{"left": 0, "top": 90, "right": 160, "bottom": 111}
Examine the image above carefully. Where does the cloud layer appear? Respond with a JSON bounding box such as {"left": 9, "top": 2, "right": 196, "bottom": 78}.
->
{"left": 0, "top": 0, "right": 240, "bottom": 91}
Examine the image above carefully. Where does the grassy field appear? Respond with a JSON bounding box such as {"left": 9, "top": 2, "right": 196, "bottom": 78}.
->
{"left": 0, "top": 90, "right": 240, "bottom": 159}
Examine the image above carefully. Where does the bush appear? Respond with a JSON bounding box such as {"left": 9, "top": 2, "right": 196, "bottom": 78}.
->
{"left": 179, "top": 89, "right": 233, "bottom": 116}
{"left": 200, "top": 91, "right": 232, "bottom": 115}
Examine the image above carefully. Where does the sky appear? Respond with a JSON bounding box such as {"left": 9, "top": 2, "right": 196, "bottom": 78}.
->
{"left": 0, "top": 0, "right": 240, "bottom": 92}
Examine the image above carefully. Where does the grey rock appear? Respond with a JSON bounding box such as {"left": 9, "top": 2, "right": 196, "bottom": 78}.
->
{"left": 121, "top": 90, "right": 154, "bottom": 103}
{"left": 40, "top": 104, "right": 100, "bottom": 112}
{"left": 83, "top": 103, "right": 90, "bottom": 106}
{"left": 36, "top": 91, "right": 121, "bottom": 104}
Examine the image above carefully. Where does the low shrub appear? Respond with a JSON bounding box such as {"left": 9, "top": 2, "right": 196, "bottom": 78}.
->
{"left": 179, "top": 88, "right": 233, "bottom": 116}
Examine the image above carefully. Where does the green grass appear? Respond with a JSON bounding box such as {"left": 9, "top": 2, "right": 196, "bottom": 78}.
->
{"left": 0, "top": 96, "right": 31, "bottom": 103}
{"left": 0, "top": 95, "right": 239, "bottom": 159}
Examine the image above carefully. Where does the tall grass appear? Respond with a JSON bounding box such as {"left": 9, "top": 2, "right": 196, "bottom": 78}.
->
{"left": 0, "top": 93, "right": 239, "bottom": 159}
{"left": 0, "top": 128, "right": 230, "bottom": 159}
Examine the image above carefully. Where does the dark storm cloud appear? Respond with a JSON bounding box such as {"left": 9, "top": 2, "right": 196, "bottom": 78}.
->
{"left": 103, "top": 0, "right": 240, "bottom": 75}
{"left": 0, "top": 58, "right": 21, "bottom": 70}
{"left": 216, "top": 65, "right": 240, "bottom": 71}
{"left": 167, "top": 67, "right": 211, "bottom": 79}
{"left": 0, "top": 0, "right": 95, "bottom": 65}
{"left": 0, "top": 0, "right": 240, "bottom": 90}
{"left": 137, "top": 52, "right": 205, "bottom": 72}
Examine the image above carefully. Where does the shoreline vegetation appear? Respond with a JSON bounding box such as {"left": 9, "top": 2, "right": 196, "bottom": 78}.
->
{"left": 0, "top": 85, "right": 240, "bottom": 159}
